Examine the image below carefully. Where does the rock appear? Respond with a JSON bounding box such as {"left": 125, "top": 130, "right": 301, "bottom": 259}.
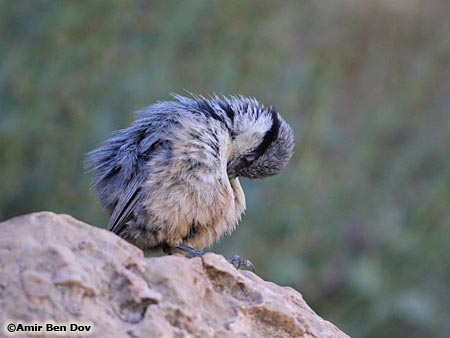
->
{"left": 0, "top": 212, "right": 350, "bottom": 338}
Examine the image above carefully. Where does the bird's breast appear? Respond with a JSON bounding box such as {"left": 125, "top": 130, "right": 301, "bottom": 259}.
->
{"left": 143, "top": 159, "right": 245, "bottom": 249}
{"left": 140, "top": 118, "right": 246, "bottom": 249}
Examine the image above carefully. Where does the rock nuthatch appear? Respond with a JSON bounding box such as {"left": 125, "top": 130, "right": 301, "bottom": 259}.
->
{"left": 86, "top": 94, "right": 294, "bottom": 270}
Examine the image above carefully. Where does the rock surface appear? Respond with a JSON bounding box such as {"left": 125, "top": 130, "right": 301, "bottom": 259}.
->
{"left": 0, "top": 212, "right": 349, "bottom": 338}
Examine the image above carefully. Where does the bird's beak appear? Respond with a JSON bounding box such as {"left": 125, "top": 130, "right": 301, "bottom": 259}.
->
{"left": 226, "top": 160, "right": 239, "bottom": 179}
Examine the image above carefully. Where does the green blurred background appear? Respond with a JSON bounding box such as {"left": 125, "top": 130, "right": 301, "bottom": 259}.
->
{"left": 1, "top": 1, "right": 449, "bottom": 337}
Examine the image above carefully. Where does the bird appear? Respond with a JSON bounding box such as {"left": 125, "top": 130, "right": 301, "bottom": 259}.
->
{"left": 85, "top": 94, "right": 295, "bottom": 270}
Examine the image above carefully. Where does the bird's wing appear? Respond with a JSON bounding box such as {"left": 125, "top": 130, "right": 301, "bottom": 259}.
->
{"left": 107, "top": 134, "right": 164, "bottom": 235}
{"left": 108, "top": 177, "right": 145, "bottom": 235}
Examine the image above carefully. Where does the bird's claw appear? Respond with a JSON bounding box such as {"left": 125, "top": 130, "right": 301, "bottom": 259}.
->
{"left": 173, "top": 243, "right": 205, "bottom": 257}
{"left": 173, "top": 244, "right": 256, "bottom": 272}
{"left": 227, "top": 255, "right": 256, "bottom": 272}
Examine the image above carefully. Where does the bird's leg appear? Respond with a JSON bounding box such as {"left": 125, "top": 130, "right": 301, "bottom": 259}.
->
{"left": 171, "top": 243, "right": 205, "bottom": 257}
{"left": 227, "top": 255, "right": 256, "bottom": 273}
{"left": 166, "top": 244, "right": 255, "bottom": 272}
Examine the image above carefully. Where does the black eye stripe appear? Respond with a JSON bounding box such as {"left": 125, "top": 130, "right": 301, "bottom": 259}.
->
{"left": 246, "top": 107, "right": 280, "bottom": 165}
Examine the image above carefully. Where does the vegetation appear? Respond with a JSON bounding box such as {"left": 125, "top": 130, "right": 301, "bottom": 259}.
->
{"left": 1, "top": 1, "right": 448, "bottom": 337}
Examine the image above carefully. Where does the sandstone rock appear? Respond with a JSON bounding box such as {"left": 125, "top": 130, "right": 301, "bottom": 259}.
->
{"left": 0, "top": 212, "right": 349, "bottom": 338}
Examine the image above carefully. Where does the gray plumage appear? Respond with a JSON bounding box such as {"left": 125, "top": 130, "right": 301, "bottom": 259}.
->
{"left": 86, "top": 94, "right": 294, "bottom": 253}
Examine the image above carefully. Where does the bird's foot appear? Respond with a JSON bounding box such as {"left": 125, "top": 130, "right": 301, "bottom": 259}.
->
{"left": 169, "top": 244, "right": 255, "bottom": 272}
{"left": 227, "top": 255, "right": 256, "bottom": 273}
{"left": 172, "top": 243, "right": 205, "bottom": 257}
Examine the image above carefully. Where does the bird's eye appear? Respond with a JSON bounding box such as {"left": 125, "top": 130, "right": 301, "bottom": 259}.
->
{"left": 244, "top": 152, "right": 258, "bottom": 163}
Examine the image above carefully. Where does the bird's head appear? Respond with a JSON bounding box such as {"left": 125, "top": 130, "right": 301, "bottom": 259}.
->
{"left": 224, "top": 97, "right": 295, "bottom": 179}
